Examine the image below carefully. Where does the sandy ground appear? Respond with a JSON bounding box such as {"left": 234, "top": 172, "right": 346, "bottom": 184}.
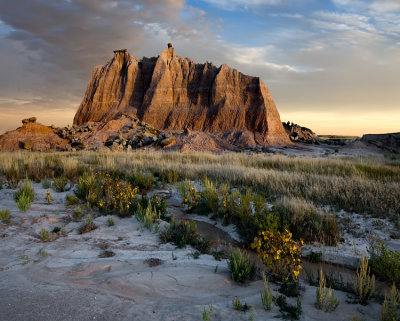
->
{"left": 0, "top": 182, "right": 386, "bottom": 320}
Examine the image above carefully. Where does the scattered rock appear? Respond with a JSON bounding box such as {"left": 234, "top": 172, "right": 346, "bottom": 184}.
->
{"left": 144, "top": 258, "right": 163, "bottom": 267}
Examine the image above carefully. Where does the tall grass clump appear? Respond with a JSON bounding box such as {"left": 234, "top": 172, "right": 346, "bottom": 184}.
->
{"left": 14, "top": 177, "right": 35, "bottom": 212}
{"left": 128, "top": 172, "right": 154, "bottom": 191}
{"left": 261, "top": 272, "right": 274, "bottom": 310}
{"left": 227, "top": 246, "right": 256, "bottom": 283}
{"left": 315, "top": 269, "right": 340, "bottom": 312}
{"left": 381, "top": 284, "right": 400, "bottom": 321}
{"left": 353, "top": 253, "right": 375, "bottom": 305}
{"left": 0, "top": 208, "right": 11, "bottom": 223}
{"left": 41, "top": 177, "right": 51, "bottom": 189}
{"left": 197, "top": 176, "right": 219, "bottom": 214}
{"left": 135, "top": 200, "right": 160, "bottom": 230}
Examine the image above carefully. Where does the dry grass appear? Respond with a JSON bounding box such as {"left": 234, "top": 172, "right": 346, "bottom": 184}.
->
{"left": 0, "top": 151, "right": 399, "bottom": 216}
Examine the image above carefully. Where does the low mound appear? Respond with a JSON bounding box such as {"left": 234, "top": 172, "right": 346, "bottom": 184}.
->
{"left": 0, "top": 118, "right": 68, "bottom": 152}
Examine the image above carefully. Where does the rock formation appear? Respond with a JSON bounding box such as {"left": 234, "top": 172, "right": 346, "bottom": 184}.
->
{"left": 282, "top": 121, "right": 319, "bottom": 144}
{"left": 361, "top": 132, "right": 400, "bottom": 152}
{"left": 74, "top": 44, "right": 290, "bottom": 145}
{"left": 0, "top": 118, "right": 68, "bottom": 152}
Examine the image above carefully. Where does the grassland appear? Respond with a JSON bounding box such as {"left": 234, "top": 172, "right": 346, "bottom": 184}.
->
{"left": 0, "top": 151, "right": 399, "bottom": 218}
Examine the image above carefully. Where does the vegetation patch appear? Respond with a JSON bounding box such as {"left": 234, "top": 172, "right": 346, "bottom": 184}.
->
{"left": 52, "top": 176, "right": 69, "bottom": 192}
{"left": 14, "top": 178, "right": 35, "bottom": 212}
{"left": 252, "top": 229, "right": 303, "bottom": 281}
{"left": 368, "top": 239, "right": 400, "bottom": 288}
{"left": 79, "top": 215, "right": 97, "bottom": 234}
{"left": 0, "top": 208, "right": 11, "bottom": 223}
{"left": 160, "top": 220, "right": 210, "bottom": 254}
{"left": 227, "top": 246, "right": 256, "bottom": 283}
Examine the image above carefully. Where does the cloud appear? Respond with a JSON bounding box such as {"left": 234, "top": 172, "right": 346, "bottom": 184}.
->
{"left": 229, "top": 46, "right": 300, "bottom": 72}
{"left": 0, "top": 0, "right": 208, "bottom": 133}
{"left": 200, "top": 0, "right": 287, "bottom": 10}
{"left": 0, "top": 0, "right": 194, "bottom": 77}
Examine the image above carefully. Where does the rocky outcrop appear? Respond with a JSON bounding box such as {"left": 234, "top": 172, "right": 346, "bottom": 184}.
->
{"left": 74, "top": 44, "right": 290, "bottom": 146}
{"left": 0, "top": 119, "right": 69, "bottom": 152}
{"left": 361, "top": 132, "right": 400, "bottom": 152}
{"left": 282, "top": 121, "right": 319, "bottom": 144}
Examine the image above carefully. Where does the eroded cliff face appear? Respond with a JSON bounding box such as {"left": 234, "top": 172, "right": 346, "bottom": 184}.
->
{"left": 74, "top": 45, "right": 290, "bottom": 145}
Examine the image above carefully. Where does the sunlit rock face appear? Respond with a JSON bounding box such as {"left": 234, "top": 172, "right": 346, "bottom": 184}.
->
{"left": 74, "top": 44, "right": 290, "bottom": 145}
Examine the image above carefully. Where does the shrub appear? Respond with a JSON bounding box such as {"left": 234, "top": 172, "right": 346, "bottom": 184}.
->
{"left": 220, "top": 188, "right": 271, "bottom": 246}
{"left": 227, "top": 246, "right": 256, "bottom": 283}
{"left": 252, "top": 229, "right": 303, "bottom": 281}
{"left": 275, "top": 295, "right": 302, "bottom": 320}
{"left": 41, "top": 178, "right": 51, "bottom": 189}
{"left": 14, "top": 178, "right": 35, "bottom": 212}
{"left": 202, "top": 303, "right": 214, "bottom": 321}
{"left": 167, "top": 170, "right": 179, "bottom": 184}
{"left": 232, "top": 297, "right": 249, "bottom": 311}
{"left": 197, "top": 177, "right": 219, "bottom": 215}
{"left": 128, "top": 172, "right": 154, "bottom": 191}
{"left": 315, "top": 269, "right": 340, "bottom": 312}
{"left": 0, "top": 208, "right": 11, "bottom": 223}
{"left": 14, "top": 177, "right": 35, "bottom": 203}
{"left": 136, "top": 200, "right": 160, "bottom": 230}
{"left": 134, "top": 194, "right": 167, "bottom": 219}
{"left": 72, "top": 206, "right": 83, "bottom": 221}
{"left": 76, "top": 172, "right": 139, "bottom": 216}
{"left": 17, "top": 194, "right": 32, "bottom": 212}
{"left": 6, "top": 166, "right": 20, "bottom": 188}
{"left": 381, "top": 284, "right": 400, "bottom": 321}
{"left": 40, "top": 228, "right": 51, "bottom": 242}
{"left": 177, "top": 180, "right": 200, "bottom": 212}
{"left": 66, "top": 195, "right": 80, "bottom": 205}
{"left": 276, "top": 197, "right": 340, "bottom": 246}
{"left": 353, "top": 253, "right": 375, "bottom": 305}
{"left": 108, "top": 217, "right": 115, "bottom": 226}
{"left": 160, "top": 220, "right": 210, "bottom": 253}
{"left": 52, "top": 176, "right": 69, "bottom": 192}
{"left": 279, "top": 279, "right": 300, "bottom": 297}
{"left": 79, "top": 215, "right": 97, "bottom": 234}
{"left": 368, "top": 239, "right": 400, "bottom": 288}
{"left": 261, "top": 272, "right": 274, "bottom": 310}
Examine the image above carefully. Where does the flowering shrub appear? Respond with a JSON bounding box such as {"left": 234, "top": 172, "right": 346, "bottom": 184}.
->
{"left": 75, "top": 172, "right": 139, "bottom": 216}
{"left": 177, "top": 180, "right": 200, "bottom": 212}
{"left": 252, "top": 230, "right": 303, "bottom": 281}
{"left": 100, "top": 174, "right": 139, "bottom": 215}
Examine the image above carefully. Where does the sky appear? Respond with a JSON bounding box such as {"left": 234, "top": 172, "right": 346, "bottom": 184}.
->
{"left": 0, "top": 0, "right": 399, "bottom": 136}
